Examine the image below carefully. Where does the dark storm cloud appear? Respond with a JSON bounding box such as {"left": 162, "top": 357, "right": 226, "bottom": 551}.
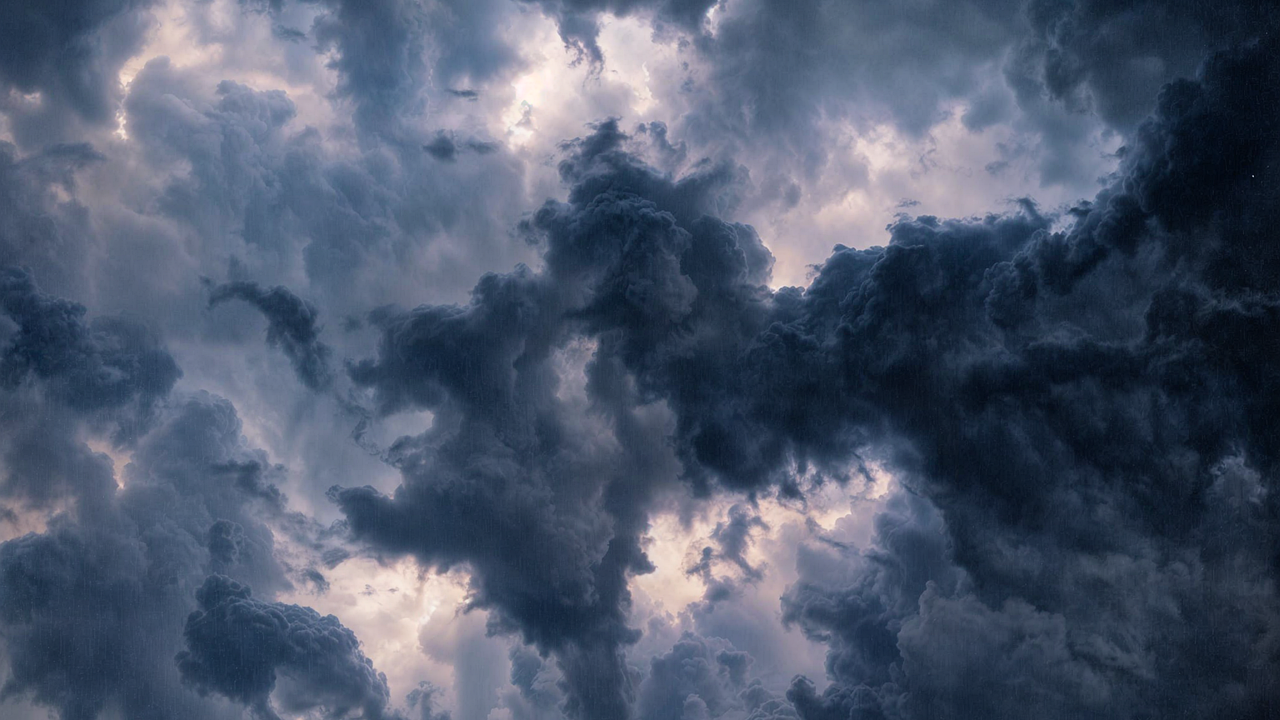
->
{"left": 0, "top": 271, "right": 398, "bottom": 720}
{"left": 325, "top": 118, "right": 794, "bottom": 717}
{"left": 0, "top": 143, "right": 103, "bottom": 291}
{"left": 207, "top": 280, "right": 334, "bottom": 390}
{"left": 1010, "top": 0, "right": 1279, "bottom": 130}
{"left": 525, "top": 0, "right": 717, "bottom": 66}
{"left": 0, "top": 518, "right": 214, "bottom": 720}
{"left": 0, "top": 0, "right": 157, "bottom": 146}
{"left": 635, "top": 633, "right": 751, "bottom": 720}
{"left": 330, "top": 118, "right": 769, "bottom": 719}
{"left": 116, "top": 54, "right": 527, "bottom": 312}
{"left": 178, "top": 574, "right": 394, "bottom": 720}
{"left": 771, "top": 39, "right": 1280, "bottom": 719}
{"left": 334, "top": 32, "right": 1280, "bottom": 718}
{"left": 780, "top": 493, "right": 963, "bottom": 718}
{"left": 0, "top": 265, "right": 180, "bottom": 439}
{"left": 318, "top": 116, "right": 809, "bottom": 716}
{"left": 0, "top": 2, "right": 1276, "bottom": 719}
{"left": 0, "top": 393, "right": 293, "bottom": 719}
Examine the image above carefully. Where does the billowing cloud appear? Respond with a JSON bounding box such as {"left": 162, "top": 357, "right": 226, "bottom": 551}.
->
{"left": 0, "top": 2, "right": 1277, "bottom": 720}
{"left": 0, "top": 272, "right": 397, "bottom": 719}
{"left": 1009, "top": 0, "right": 1278, "bottom": 130}
{"left": 208, "top": 280, "right": 334, "bottom": 390}
{"left": 0, "top": 265, "right": 179, "bottom": 434}
{"left": 759, "top": 37, "right": 1280, "bottom": 719}
{"left": 635, "top": 633, "right": 751, "bottom": 720}
{"left": 0, "top": 0, "right": 157, "bottom": 146}
{"left": 0, "top": 393, "right": 285, "bottom": 719}
{"left": 335, "top": 34, "right": 1279, "bottom": 718}
{"left": 178, "top": 574, "right": 394, "bottom": 720}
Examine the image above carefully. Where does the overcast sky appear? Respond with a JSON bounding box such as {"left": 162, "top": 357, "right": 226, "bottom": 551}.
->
{"left": 0, "top": 1, "right": 1277, "bottom": 719}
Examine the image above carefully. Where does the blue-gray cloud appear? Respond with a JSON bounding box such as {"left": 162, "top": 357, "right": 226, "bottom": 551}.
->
{"left": 0, "top": 0, "right": 158, "bottom": 146}
{"left": 178, "top": 574, "right": 395, "bottom": 720}
{"left": 332, "top": 34, "right": 1280, "bottom": 718}
{"left": 0, "top": 3, "right": 1277, "bottom": 720}
{"left": 0, "top": 274, "right": 388, "bottom": 719}
{"left": 207, "top": 280, "right": 334, "bottom": 390}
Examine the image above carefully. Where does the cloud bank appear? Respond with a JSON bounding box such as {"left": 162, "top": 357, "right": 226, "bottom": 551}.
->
{"left": 0, "top": 1, "right": 1276, "bottom": 719}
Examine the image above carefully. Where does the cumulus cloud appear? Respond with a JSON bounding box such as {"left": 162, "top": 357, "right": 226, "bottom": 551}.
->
{"left": 0, "top": 391, "right": 292, "bottom": 719}
{"left": 0, "top": 265, "right": 180, "bottom": 435}
{"left": 0, "top": 273, "right": 392, "bottom": 719}
{"left": 0, "top": 0, "right": 158, "bottom": 146}
{"left": 336, "top": 33, "right": 1280, "bottom": 718}
{"left": 0, "top": 264, "right": 180, "bottom": 520}
{"left": 178, "top": 574, "right": 395, "bottom": 720}
{"left": 207, "top": 280, "right": 334, "bottom": 390}
{"left": 761, "top": 37, "right": 1280, "bottom": 719}
{"left": 635, "top": 633, "right": 751, "bottom": 720}
{"left": 0, "top": 2, "right": 1277, "bottom": 719}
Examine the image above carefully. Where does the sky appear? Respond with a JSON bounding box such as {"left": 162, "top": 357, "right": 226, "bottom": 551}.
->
{"left": 0, "top": 1, "right": 1277, "bottom": 719}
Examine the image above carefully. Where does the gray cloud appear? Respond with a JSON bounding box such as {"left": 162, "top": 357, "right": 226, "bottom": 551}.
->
{"left": 525, "top": 0, "right": 717, "bottom": 66}
{"left": 1010, "top": 0, "right": 1278, "bottom": 130}
{"left": 0, "top": 391, "right": 292, "bottom": 719}
{"left": 116, "top": 52, "right": 530, "bottom": 315}
{"left": 635, "top": 633, "right": 751, "bottom": 720}
{"left": 207, "top": 280, "right": 334, "bottom": 390}
{"left": 178, "top": 574, "right": 395, "bottom": 720}
{"left": 0, "top": 143, "right": 104, "bottom": 292}
{"left": 335, "top": 34, "right": 1280, "bottom": 718}
{"left": 0, "top": 265, "right": 179, "bottom": 428}
{"left": 0, "top": 273, "right": 387, "bottom": 719}
{"left": 0, "top": 0, "right": 157, "bottom": 147}
{"left": 0, "top": 3, "right": 1277, "bottom": 719}
{"left": 406, "top": 683, "right": 454, "bottom": 720}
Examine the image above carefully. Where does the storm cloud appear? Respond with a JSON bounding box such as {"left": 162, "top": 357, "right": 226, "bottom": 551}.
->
{"left": 208, "top": 280, "right": 334, "bottom": 390}
{"left": 0, "top": 0, "right": 158, "bottom": 146}
{"left": 0, "top": 2, "right": 1277, "bottom": 720}
{"left": 178, "top": 574, "right": 394, "bottom": 720}
{"left": 333, "top": 33, "right": 1280, "bottom": 719}
{"left": 0, "top": 272, "right": 397, "bottom": 719}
